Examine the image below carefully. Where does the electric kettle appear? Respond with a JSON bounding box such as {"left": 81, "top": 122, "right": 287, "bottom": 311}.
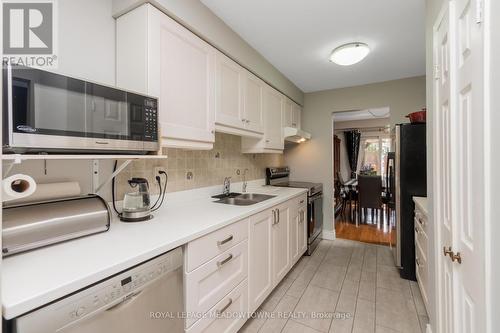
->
{"left": 120, "top": 178, "right": 152, "bottom": 222}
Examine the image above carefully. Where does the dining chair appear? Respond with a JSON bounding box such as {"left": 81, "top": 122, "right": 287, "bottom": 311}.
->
{"left": 357, "top": 175, "right": 383, "bottom": 226}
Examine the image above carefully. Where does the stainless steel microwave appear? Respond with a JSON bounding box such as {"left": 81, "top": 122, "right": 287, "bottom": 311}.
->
{"left": 2, "top": 65, "right": 159, "bottom": 154}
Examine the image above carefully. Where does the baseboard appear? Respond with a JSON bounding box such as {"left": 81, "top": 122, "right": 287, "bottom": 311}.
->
{"left": 321, "top": 230, "right": 336, "bottom": 240}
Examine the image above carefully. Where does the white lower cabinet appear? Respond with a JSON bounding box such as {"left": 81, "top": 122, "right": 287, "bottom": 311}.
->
{"left": 185, "top": 240, "right": 248, "bottom": 328}
{"left": 298, "top": 203, "right": 307, "bottom": 257}
{"left": 185, "top": 279, "right": 248, "bottom": 333}
{"left": 290, "top": 195, "right": 307, "bottom": 265}
{"left": 185, "top": 193, "right": 307, "bottom": 329}
{"left": 248, "top": 208, "right": 273, "bottom": 313}
{"left": 413, "top": 198, "right": 429, "bottom": 315}
{"left": 272, "top": 203, "right": 290, "bottom": 285}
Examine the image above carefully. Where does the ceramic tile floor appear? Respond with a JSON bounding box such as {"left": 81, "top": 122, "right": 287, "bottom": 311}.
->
{"left": 240, "top": 239, "right": 429, "bottom": 333}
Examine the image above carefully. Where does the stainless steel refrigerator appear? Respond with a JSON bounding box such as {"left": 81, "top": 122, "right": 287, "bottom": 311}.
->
{"left": 388, "top": 123, "right": 427, "bottom": 281}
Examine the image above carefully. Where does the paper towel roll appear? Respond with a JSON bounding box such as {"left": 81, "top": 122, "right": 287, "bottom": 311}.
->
{"left": 2, "top": 174, "right": 37, "bottom": 202}
{"left": 7, "top": 181, "right": 82, "bottom": 204}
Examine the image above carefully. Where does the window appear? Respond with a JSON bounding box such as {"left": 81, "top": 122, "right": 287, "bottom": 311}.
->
{"left": 360, "top": 136, "right": 392, "bottom": 178}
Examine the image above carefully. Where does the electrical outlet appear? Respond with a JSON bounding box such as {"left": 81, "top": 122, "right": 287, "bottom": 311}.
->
{"left": 154, "top": 167, "right": 167, "bottom": 187}
{"left": 154, "top": 166, "right": 166, "bottom": 175}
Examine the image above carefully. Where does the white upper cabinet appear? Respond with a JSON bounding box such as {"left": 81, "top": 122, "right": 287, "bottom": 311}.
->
{"left": 215, "top": 52, "right": 244, "bottom": 130}
{"left": 291, "top": 103, "right": 301, "bottom": 129}
{"left": 116, "top": 4, "right": 216, "bottom": 150}
{"left": 283, "top": 98, "right": 293, "bottom": 128}
{"left": 215, "top": 52, "right": 264, "bottom": 137}
{"left": 283, "top": 98, "right": 301, "bottom": 129}
{"left": 263, "top": 87, "right": 284, "bottom": 150}
{"left": 242, "top": 72, "right": 265, "bottom": 134}
{"left": 241, "top": 86, "right": 283, "bottom": 153}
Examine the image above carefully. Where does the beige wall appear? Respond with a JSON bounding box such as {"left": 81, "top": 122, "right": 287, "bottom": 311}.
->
{"left": 284, "top": 76, "right": 425, "bottom": 236}
{"left": 113, "top": 0, "right": 304, "bottom": 104}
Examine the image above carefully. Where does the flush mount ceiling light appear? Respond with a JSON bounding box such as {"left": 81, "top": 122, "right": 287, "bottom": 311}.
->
{"left": 329, "top": 42, "right": 370, "bottom": 66}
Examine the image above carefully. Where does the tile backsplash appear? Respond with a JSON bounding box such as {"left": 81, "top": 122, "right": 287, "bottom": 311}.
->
{"left": 115, "top": 133, "right": 284, "bottom": 199}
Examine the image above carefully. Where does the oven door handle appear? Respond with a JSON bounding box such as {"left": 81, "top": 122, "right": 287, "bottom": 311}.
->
{"left": 308, "top": 192, "right": 323, "bottom": 203}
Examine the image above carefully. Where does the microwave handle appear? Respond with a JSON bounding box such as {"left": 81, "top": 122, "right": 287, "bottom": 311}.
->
{"left": 6, "top": 63, "right": 14, "bottom": 144}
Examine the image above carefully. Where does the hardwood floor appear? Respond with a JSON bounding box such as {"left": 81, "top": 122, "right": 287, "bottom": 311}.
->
{"left": 335, "top": 204, "right": 395, "bottom": 246}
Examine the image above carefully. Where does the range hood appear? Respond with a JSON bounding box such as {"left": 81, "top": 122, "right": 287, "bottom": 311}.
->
{"left": 284, "top": 127, "right": 311, "bottom": 143}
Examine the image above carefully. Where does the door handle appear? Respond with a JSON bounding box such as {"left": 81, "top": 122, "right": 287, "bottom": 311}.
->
{"left": 443, "top": 246, "right": 462, "bottom": 264}
{"left": 272, "top": 209, "right": 276, "bottom": 224}
{"left": 277, "top": 209, "right": 280, "bottom": 223}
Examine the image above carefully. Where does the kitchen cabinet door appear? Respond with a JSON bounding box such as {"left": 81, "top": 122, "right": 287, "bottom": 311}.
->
{"left": 292, "top": 103, "right": 301, "bottom": 129}
{"left": 272, "top": 203, "right": 290, "bottom": 286}
{"left": 289, "top": 208, "right": 299, "bottom": 265}
{"left": 116, "top": 4, "right": 216, "bottom": 150}
{"left": 215, "top": 52, "right": 244, "bottom": 130}
{"left": 263, "top": 87, "right": 284, "bottom": 150}
{"left": 243, "top": 72, "right": 264, "bottom": 133}
{"left": 283, "top": 98, "right": 293, "bottom": 128}
{"left": 298, "top": 205, "right": 307, "bottom": 256}
{"left": 248, "top": 209, "right": 273, "bottom": 313}
{"left": 157, "top": 13, "right": 216, "bottom": 147}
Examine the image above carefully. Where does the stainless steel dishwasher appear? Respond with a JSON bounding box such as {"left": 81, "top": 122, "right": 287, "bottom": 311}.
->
{"left": 11, "top": 247, "right": 184, "bottom": 333}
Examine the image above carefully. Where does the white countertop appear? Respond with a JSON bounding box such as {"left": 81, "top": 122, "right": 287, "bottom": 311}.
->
{"left": 413, "top": 196, "right": 428, "bottom": 216}
{"left": 2, "top": 180, "right": 307, "bottom": 319}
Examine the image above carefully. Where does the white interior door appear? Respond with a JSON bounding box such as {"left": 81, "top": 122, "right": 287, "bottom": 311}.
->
{"left": 434, "top": 7, "right": 455, "bottom": 332}
{"left": 434, "top": 1, "right": 486, "bottom": 332}
{"left": 452, "top": 0, "right": 486, "bottom": 331}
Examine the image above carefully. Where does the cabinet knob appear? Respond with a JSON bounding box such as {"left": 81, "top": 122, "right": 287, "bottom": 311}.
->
{"left": 246, "top": 120, "right": 250, "bottom": 124}
{"left": 242, "top": 118, "right": 246, "bottom": 122}
{"left": 265, "top": 139, "right": 270, "bottom": 143}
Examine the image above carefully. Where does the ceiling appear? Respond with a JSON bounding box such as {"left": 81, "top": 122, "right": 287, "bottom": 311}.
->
{"left": 334, "top": 107, "right": 390, "bottom": 122}
{"left": 200, "top": 0, "right": 425, "bottom": 93}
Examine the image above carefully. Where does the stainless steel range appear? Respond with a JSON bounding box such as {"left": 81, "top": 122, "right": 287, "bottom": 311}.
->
{"left": 266, "top": 167, "right": 323, "bottom": 255}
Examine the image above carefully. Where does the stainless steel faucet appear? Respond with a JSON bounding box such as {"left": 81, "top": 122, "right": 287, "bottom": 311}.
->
{"left": 223, "top": 177, "right": 231, "bottom": 195}
{"left": 242, "top": 168, "right": 249, "bottom": 193}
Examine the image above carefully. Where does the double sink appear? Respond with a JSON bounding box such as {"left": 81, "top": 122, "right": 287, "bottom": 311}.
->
{"left": 212, "top": 192, "right": 276, "bottom": 206}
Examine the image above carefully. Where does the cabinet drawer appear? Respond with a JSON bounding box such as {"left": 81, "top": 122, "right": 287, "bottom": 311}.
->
{"left": 415, "top": 243, "right": 429, "bottom": 313}
{"left": 186, "top": 279, "right": 248, "bottom": 333}
{"left": 297, "top": 194, "right": 307, "bottom": 208}
{"left": 186, "top": 219, "right": 248, "bottom": 272}
{"left": 185, "top": 240, "right": 248, "bottom": 328}
{"left": 414, "top": 208, "right": 428, "bottom": 236}
{"left": 414, "top": 219, "right": 428, "bottom": 260}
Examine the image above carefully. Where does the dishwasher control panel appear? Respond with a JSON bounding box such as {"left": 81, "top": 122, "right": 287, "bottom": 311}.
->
{"left": 14, "top": 247, "right": 183, "bottom": 333}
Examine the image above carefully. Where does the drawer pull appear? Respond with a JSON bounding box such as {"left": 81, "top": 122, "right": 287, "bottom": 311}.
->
{"left": 299, "top": 199, "right": 304, "bottom": 204}
{"left": 217, "top": 235, "right": 233, "bottom": 246}
{"left": 416, "top": 258, "right": 422, "bottom": 267}
{"left": 216, "top": 298, "right": 233, "bottom": 315}
{"left": 217, "top": 254, "right": 233, "bottom": 268}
